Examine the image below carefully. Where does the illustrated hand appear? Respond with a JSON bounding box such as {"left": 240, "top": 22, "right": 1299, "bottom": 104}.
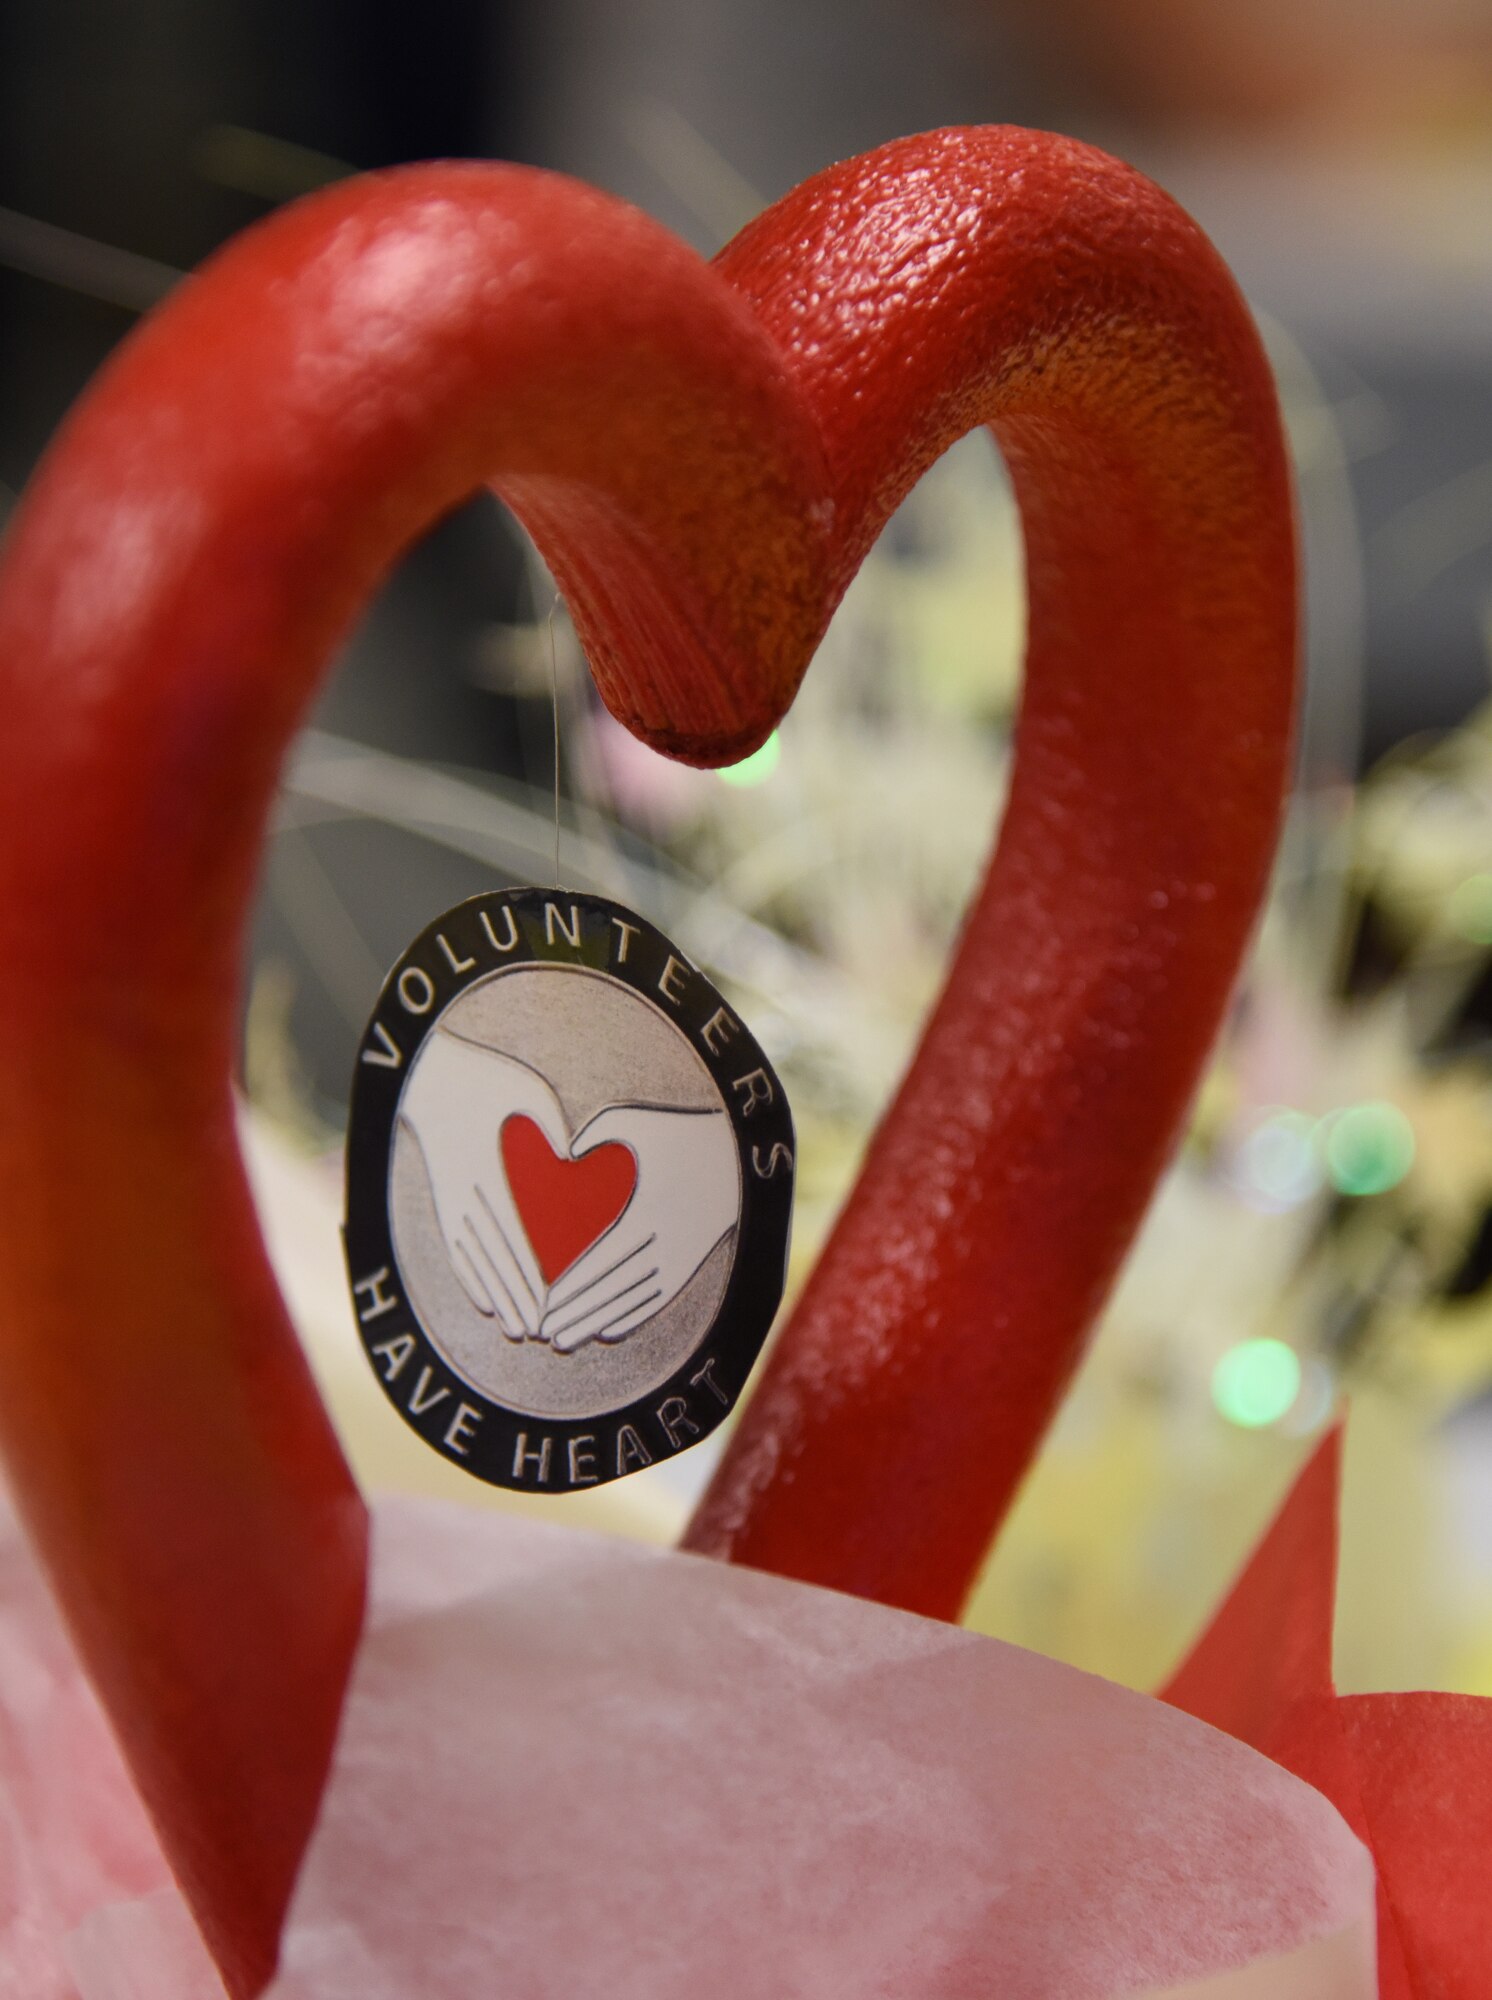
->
{"left": 540, "top": 1104, "right": 738, "bottom": 1352}
{"left": 399, "top": 1031, "right": 570, "bottom": 1339}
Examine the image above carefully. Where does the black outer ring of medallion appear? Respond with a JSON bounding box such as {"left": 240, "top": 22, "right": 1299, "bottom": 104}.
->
{"left": 342, "top": 888, "right": 795, "bottom": 1494}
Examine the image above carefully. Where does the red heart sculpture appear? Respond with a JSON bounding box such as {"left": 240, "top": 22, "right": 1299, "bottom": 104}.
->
{"left": 500, "top": 1115, "right": 636, "bottom": 1287}
{"left": 0, "top": 130, "right": 1294, "bottom": 1992}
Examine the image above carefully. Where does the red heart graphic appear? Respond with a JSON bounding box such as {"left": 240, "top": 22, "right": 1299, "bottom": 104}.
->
{"left": 500, "top": 1115, "right": 635, "bottom": 1288}
{"left": 0, "top": 130, "right": 1293, "bottom": 1990}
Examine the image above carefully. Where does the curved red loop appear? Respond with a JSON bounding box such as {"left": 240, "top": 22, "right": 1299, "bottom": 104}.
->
{"left": 686, "top": 129, "right": 1296, "bottom": 1613}
{"left": 0, "top": 130, "right": 1293, "bottom": 1989}
{"left": 0, "top": 162, "right": 829, "bottom": 1993}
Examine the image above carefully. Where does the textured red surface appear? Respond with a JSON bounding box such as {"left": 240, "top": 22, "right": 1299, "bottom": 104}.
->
{"left": 0, "top": 130, "right": 1294, "bottom": 1989}
{"left": 687, "top": 133, "right": 1296, "bottom": 1610}
{"left": 0, "top": 161, "right": 829, "bottom": 1995}
{"left": 1164, "top": 1430, "right": 1492, "bottom": 1998}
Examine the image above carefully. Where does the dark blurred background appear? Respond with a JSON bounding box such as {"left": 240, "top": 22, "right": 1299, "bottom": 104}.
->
{"left": 5, "top": 0, "right": 1492, "bottom": 771}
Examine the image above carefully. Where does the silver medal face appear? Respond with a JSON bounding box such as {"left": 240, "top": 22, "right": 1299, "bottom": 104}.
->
{"left": 343, "top": 891, "right": 794, "bottom": 1491}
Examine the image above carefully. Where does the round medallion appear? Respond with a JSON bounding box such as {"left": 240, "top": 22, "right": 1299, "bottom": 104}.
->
{"left": 343, "top": 890, "right": 794, "bottom": 1491}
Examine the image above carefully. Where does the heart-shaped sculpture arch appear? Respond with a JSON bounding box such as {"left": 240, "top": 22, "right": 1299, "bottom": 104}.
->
{"left": 687, "top": 132, "right": 1296, "bottom": 1602}
{"left": 0, "top": 128, "right": 1294, "bottom": 1995}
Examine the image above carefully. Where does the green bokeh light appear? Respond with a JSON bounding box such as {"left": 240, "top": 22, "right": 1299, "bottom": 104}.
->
{"left": 717, "top": 732, "right": 781, "bottom": 787}
{"left": 1212, "top": 1338, "right": 1302, "bottom": 1429}
{"left": 1322, "top": 1101, "right": 1415, "bottom": 1197}
{"left": 1448, "top": 871, "right": 1492, "bottom": 945}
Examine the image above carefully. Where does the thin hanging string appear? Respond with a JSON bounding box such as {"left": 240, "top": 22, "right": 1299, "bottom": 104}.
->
{"left": 547, "top": 595, "right": 562, "bottom": 888}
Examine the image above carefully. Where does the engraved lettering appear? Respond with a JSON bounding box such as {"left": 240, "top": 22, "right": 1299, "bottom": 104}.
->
{"left": 369, "top": 1332, "right": 417, "bottom": 1381}
{"left": 568, "top": 1435, "right": 599, "bottom": 1485}
{"left": 657, "top": 954, "right": 690, "bottom": 1005}
{"left": 656, "top": 1396, "right": 700, "bottom": 1451}
{"left": 544, "top": 902, "right": 582, "bottom": 950}
{"left": 398, "top": 966, "right": 436, "bottom": 1015}
{"left": 751, "top": 1141, "right": 794, "bottom": 1180}
{"left": 615, "top": 1425, "right": 653, "bottom": 1476}
{"left": 732, "top": 1067, "right": 774, "bottom": 1116}
{"left": 360, "top": 1020, "right": 403, "bottom": 1070}
{"left": 611, "top": 916, "right": 640, "bottom": 964}
{"left": 408, "top": 1367, "right": 450, "bottom": 1417}
{"left": 436, "top": 932, "right": 476, "bottom": 975}
{"left": 443, "top": 1403, "right": 482, "bottom": 1456}
{"left": 689, "top": 1357, "right": 730, "bottom": 1408}
{"left": 353, "top": 1267, "right": 401, "bottom": 1321}
{"left": 481, "top": 904, "right": 520, "bottom": 953}
{"left": 513, "top": 1432, "right": 553, "bottom": 1482}
{"left": 700, "top": 1006, "right": 738, "bottom": 1056}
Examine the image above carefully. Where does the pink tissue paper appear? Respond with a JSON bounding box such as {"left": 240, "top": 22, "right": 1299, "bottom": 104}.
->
{"left": 0, "top": 1494, "right": 1377, "bottom": 1998}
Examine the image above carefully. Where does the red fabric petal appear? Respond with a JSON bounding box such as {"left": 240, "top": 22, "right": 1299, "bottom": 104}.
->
{"left": 1164, "top": 1427, "right": 1492, "bottom": 1996}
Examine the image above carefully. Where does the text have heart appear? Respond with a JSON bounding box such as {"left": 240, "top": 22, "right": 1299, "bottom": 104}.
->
{"left": 351, "top": 1262, "right": 732, "bottom": 1486}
